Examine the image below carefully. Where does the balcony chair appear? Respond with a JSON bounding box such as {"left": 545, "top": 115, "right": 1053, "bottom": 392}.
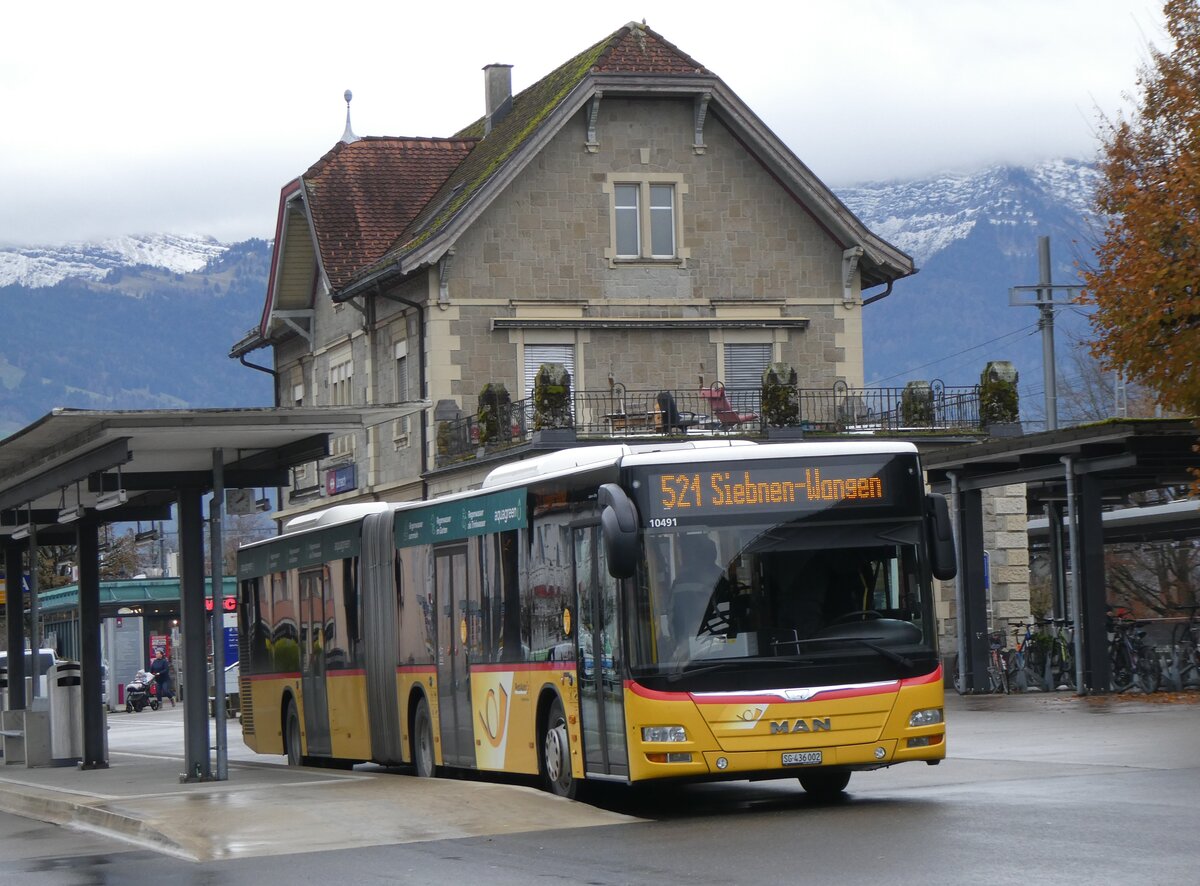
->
{"left": 656, "top": 391, "right": 700, "bottom": 434}
{"left": 699, "top": 382, "right": 759, "bottom": 430}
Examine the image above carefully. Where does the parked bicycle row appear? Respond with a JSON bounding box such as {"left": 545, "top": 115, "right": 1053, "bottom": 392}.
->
{"left": 956, "top": 604, "right": 1200, "bottom": 694}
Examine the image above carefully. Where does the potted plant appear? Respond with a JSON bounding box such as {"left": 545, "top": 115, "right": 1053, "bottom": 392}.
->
{"left": 533, "top": 363, "right": 572, "bottom": 430}
{"left": 476, "top": 382, "right": 511, "bottom": 446}
{"left": 901, "top": 380, "right": 934, "bottom": 426}
{"left": 761, "top": 362, "right": 803, "bottom": 438}
{"left": 980, "top": 361, "right": 1021, "bottom": 436}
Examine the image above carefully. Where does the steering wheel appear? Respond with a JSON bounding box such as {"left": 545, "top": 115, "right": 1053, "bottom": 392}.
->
{"left": 830, "top": 609, "right": 883, "bottom": 624}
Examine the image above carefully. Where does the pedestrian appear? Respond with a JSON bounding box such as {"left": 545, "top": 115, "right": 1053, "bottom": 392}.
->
{"left": 149, "top": 649, "right": 176, "bottom": 707}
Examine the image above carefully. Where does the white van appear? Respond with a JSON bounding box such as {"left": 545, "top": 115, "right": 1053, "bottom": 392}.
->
{"left": 0, "top": 648, "right": 60, "bottom": 700}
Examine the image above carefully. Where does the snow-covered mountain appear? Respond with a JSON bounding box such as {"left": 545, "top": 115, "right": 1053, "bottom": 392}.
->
{"left": 0, "top": 238, "right": 272, "bottom": 438}
{"left": 0, "top": 233, "right": 229, "bottom": 289}
{"left": 837, "top": 158, "right": 1101, "bottom": 268}
{"left": 835, "top": 158, "right": 1103, "bottom": 419}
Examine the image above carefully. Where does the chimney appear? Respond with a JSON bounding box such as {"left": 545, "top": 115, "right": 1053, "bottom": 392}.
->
{"left": 484, "top": 64, "right": 513, "bottom": 135}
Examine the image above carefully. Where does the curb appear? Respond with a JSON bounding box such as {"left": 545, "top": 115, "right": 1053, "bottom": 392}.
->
{"left": 0, "top": 785, "right": 194, "bottom": 860}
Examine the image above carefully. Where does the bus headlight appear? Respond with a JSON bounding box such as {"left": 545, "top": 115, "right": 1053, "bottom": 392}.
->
{"left": 642, "top": 726, "right": 688, "bottom": 743}
{"left": 909, "top": 708, "right": 943, "bottom": 727}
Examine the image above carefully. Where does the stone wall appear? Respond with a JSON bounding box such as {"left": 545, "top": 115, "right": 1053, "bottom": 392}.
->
{"left": 937, "top": 483, "right": 1031, "bottom": 656}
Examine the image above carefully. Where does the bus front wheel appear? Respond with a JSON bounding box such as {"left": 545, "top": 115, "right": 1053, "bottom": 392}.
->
{"left": 799, "top": 769, "right": 850, "bottom": 799}
{"left": 285, "top": 703, "right": 303, "bottom": 767}
{"left": 412, "top": 696, "right": 436, "bottom": 778}
{"left": 541, "top": 697, "right": 578, "bottom": 799}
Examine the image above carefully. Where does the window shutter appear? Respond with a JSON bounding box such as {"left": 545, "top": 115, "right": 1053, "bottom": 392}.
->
{"left": 523, "top": 345, "right": 575, "bottom": 400}
{"left": 723, "top": 343, "right": 772, "bottom": 408}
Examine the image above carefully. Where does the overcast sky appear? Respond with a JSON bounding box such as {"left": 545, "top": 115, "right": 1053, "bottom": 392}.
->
{"left": 0, "top": 0, "right": 1167, "bottom": 247}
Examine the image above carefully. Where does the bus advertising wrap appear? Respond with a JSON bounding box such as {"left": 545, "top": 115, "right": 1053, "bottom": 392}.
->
{"left": 396, "top": 487, "right": 526, "bottom": 547}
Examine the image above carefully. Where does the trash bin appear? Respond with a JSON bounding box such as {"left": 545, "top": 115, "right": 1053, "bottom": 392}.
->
{"left": 48, "top": 661, "right": 82, "bottom": 760}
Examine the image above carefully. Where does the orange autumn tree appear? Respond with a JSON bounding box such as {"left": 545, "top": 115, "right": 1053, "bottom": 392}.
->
{"left": 1083, "top": 0, "right": 1200, "bottom": 416}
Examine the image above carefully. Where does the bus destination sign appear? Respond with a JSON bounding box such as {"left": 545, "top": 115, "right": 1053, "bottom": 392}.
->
{"left": 644, "top": 462, "right": 892, "bottom": 525}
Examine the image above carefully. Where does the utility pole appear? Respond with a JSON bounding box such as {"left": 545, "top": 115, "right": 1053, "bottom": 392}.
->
{"left": 1009, "top": 236, "right": 1083, "bottom": 431}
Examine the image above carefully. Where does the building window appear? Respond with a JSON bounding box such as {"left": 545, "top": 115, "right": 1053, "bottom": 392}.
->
{"left": 649, "top": 184, "right": 675, "bottom": 258}
{"left": 329, "top": 347, "right": 355, "bottom": 457}
{"left": 329, "top": 351, "right": 353, "bottom": 407}
{"left": 614, "top": 185, "right": 640, "bottom": 257}
{"left": 605, "top": 174, "right": 687, "bottom": 265}
{"left": 393, "top": 339, "right": 410, "bottom": 447}
{"left": 291, "top": 371, "right": 310, "bottom": 483}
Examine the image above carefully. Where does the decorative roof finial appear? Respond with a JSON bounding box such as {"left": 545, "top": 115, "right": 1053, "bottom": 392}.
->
{"left": 341, "top": 89, "right": 360, "bottom": 144}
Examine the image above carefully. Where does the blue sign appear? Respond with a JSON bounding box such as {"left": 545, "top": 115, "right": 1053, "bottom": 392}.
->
{"left": 325, "top": 464, "right": 357, "bottom": 496}
{"left": 224, "top": 624, "right": 239, "bottom": 665}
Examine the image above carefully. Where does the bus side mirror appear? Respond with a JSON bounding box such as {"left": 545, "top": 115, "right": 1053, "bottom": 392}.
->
{"left": 599, "top": 483, "right": 639, "bottom": 579}
{"left": 925, "top": 493, "right": 957, "bottom": 581}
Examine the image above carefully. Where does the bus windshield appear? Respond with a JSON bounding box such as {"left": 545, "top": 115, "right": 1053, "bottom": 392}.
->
{"left": 629, "top": 520, "right": 933, "bottom": 678}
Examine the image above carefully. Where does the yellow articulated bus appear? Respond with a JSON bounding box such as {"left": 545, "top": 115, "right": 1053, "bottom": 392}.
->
{"left": 236, "top": 439, "right": 956, "bottom": 799}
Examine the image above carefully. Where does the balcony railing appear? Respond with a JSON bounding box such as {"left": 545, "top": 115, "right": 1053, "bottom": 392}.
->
{"left": 434, "top": 381, "right": 982, "bottom": 467}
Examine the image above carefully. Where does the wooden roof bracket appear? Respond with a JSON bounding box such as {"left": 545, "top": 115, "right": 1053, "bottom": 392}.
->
{"left": 438, "top": 248, "right": 456, "bottom": 307}
{"left": 842, "top": 246, "right": 864, "bottom": 308}
{"left": 275, "top": 310, "right": 314, "bottom": 346}
{"left": 585, "top": 91, "right": 604, "bottom": 153}
{"left": 693, "top": 92, "right": 711, "bottom": 154}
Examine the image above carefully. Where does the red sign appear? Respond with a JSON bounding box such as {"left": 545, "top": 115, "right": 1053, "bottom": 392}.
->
{"left": 205, "top": 597, "right": 238, "bottom": 613}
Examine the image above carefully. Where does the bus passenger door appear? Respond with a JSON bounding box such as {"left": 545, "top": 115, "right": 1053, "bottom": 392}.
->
{"left": 574, "top": 525, "right": 628, "bottom": 778}
{"left": 299, "top": 568, "right": 331, "bottom": 757}
{"left": 434, "top": 545, "right": 473, "bottom": 766}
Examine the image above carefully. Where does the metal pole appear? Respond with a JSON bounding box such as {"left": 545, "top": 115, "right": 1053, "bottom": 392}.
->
{"left": 1062, "top": 457, "right": 1085, "bottom": 693}
{"left": 949, "top": 472, "right": 968, "bottom": 693}
{"left": 178, "top": 487, "right": 211, "bottom": 781}
{"left": 78, "top": 517, "right": 107, "bottom": 768}
{"left": 210, "top": 449, "right": 228, "bottom": 781}
{"left": 4, "top": 541, "right": 27, "bottom": 710}
{"left": 28, "top": 518, "right": 40, "bottom": 699}
{"left": 1038, "top": 236, "right": 1058, "bottom": 431}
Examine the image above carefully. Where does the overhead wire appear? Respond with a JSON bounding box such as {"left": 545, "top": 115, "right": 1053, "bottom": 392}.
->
{"left": 867, "top": 322, "right": 1040, "bottom": 385}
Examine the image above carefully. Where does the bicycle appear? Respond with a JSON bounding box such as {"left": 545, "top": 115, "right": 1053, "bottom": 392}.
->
{"left": 987, "top": 630, "right": 1010, "bottom": 694}
{"left": 1006, "top": 622, "right": 1045, "bottom": 692}
{"left": 946, "top": 630, "right": 1013, "bottom": 694}
{"left": 1108, "top": 607, "right": 1161, "bottom": 693}
{"left": 1167, "top": 604, "right": 1200, "bottom": 690}
{"left": 1038, "top": 617, "right": 1075, "bottom": 691}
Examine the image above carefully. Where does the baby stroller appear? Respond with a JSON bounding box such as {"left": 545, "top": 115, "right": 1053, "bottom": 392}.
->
{"left": 125, "top": 669, "right": 160, "bottom": 713}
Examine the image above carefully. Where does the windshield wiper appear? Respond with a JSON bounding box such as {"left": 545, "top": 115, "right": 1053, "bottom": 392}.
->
{"left": 771, "top": 636, "right": 915, "bottom": 670}
{"left": 667, "top": 655, "right": 814, "bottom": 682}
{"left": 845, "top": 638, "right": 915, "bottom": 670}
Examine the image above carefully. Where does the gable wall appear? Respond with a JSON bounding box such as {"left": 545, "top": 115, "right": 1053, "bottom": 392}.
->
{"left": 440, "top": 96, "right": 860, "bottom": 414}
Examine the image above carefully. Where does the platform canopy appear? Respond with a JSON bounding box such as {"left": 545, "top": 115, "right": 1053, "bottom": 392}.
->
{"left": 922, "top": 418, "right": 1200, "bottom": 695}
{"left": 0, "top": 405, "right": 426, "bottom": 541}
{"left": 0, "top": 404, "right": 426, "bottom": 777}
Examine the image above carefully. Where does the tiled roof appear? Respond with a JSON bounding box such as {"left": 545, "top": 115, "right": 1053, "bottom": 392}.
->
{"left": 301, "top": 136, "right": 476, "bottom": 291}
{"left": 592, "top": 22, "right": 706, "bottom": 74}
{"left": 344, "top": 22, "right": 707, "bottom": 289}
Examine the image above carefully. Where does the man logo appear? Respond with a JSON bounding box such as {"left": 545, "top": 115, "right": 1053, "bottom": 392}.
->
{"left": 769, "top": 718, "right": 831, "bottom": 734}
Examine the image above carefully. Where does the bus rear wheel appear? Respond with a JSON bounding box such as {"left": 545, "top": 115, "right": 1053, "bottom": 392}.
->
{"left": 798, "top": 769, "right": 850, "bottom": 799}
{"left": 541, "top": 697, "right": 578, "bottom": 799}
{"left": 412, "top": 696, "right": 436, "bottom": 778}
{"left": 285, "top": 704, "right": 303, "bottom": 767}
